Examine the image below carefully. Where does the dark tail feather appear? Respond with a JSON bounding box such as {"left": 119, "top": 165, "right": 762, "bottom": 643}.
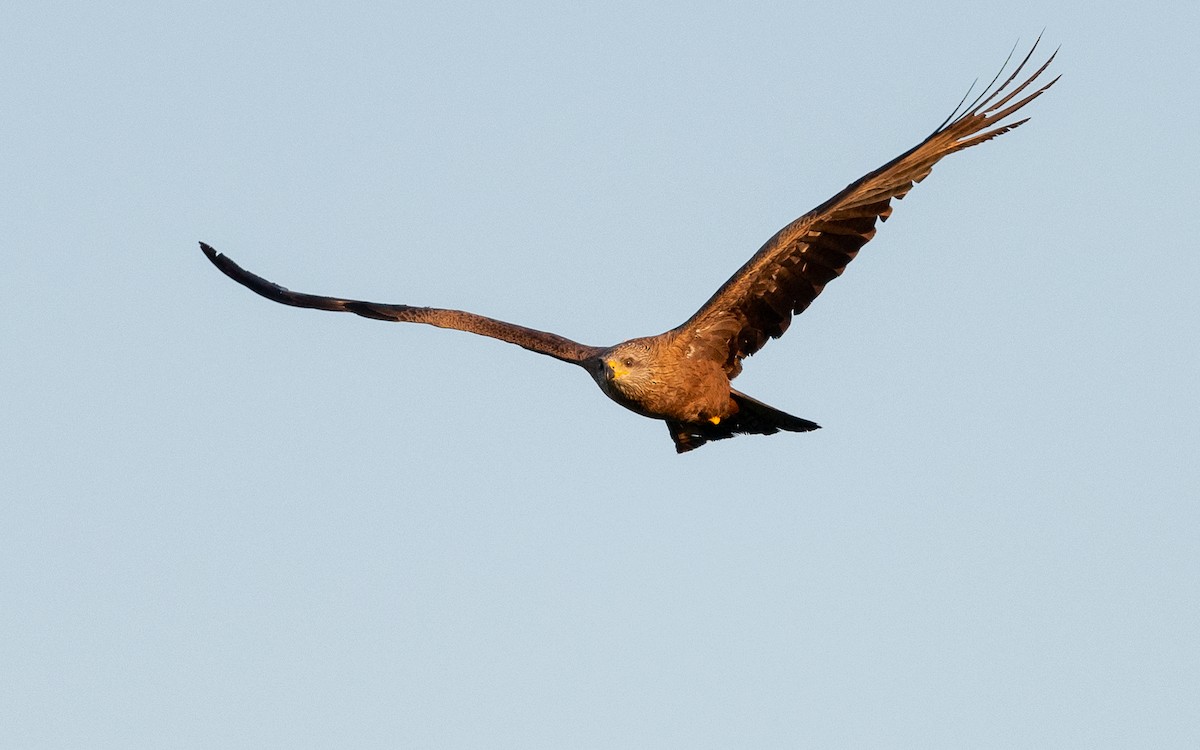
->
{"left": 666, "top": 390, "right": 820, "bottom": 453}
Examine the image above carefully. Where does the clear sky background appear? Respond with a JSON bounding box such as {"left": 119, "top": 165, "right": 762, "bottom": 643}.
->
{"left": 3, "top": 1, "right": 1197, "bottom": 747}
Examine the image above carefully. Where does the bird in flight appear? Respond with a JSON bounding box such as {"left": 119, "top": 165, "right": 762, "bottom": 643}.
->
{"left": 202, "top": 41, "right": 1057, "bottom": 453}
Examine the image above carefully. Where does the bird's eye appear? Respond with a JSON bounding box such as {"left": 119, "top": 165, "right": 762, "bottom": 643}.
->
{"left": 623, "top": 357, "right": 635, "bottom": 368}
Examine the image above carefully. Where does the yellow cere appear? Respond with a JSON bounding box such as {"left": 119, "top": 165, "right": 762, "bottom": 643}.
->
{"left": 606, "top": 359, "right": 629, "bottom": 380}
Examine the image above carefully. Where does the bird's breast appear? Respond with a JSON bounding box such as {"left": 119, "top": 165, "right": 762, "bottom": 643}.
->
{"left": 594, "top": 357, "right": 733, "bottom": 423}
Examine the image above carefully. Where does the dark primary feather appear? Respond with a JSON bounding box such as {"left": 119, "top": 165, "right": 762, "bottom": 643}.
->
{"left": 678, "top": 39, "right": 1059, "bottom": 378}
{"left": 200, "top": 243, "right": 602, "bottom": 364}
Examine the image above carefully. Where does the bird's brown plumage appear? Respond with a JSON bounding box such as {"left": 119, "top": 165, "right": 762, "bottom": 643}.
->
{"left": 675, "top": 41, "right": 1058, "bottom": 380}
{"left": 201, "top": 40, "right": 1057, "bottom": 453}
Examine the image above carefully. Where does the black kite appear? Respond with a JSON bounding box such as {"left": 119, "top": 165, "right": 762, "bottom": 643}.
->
{"left": 202, "top": 41, "right": 1057, "bottom": 452}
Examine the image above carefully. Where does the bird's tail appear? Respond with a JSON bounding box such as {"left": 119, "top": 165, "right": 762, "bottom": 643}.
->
{"left": 666, "top": 390, "right": 820, "bottom": 453}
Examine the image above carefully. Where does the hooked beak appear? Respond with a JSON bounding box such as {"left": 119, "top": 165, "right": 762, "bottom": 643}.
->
{"left": 605, "top": 358, "right": 628, "bottom": 381}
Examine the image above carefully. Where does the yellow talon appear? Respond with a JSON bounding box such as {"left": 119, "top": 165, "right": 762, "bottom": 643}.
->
{"left": 708, "top": 416, "right": 721, "bottom": 425}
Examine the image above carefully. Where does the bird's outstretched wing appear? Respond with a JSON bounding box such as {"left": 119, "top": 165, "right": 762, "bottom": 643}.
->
{"left": 676, "top": 39, "right": 1058, "bottom": 378}
{"left": 200, "top": 243, "right": 602, "bottom": 364}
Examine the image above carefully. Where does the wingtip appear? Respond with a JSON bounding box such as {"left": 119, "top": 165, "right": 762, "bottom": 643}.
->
{"left": 199, "top": 241, "right": 218, "bottom": 260}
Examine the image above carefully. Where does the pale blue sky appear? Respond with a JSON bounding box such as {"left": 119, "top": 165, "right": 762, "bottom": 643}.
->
{"left": 3, "top": 1, "right": 1198, "bottom": 748}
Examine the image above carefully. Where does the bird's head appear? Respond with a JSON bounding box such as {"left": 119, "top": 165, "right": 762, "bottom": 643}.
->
{"left": 598, "top": 340, "right": 656, "bottom": 398}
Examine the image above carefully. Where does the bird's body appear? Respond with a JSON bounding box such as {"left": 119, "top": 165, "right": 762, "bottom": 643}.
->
{"left": 202, "top": 41, "right": 1057, "bottom": 453}
{"left": 594, "top": 335, "right": 733, "bottom": 423}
